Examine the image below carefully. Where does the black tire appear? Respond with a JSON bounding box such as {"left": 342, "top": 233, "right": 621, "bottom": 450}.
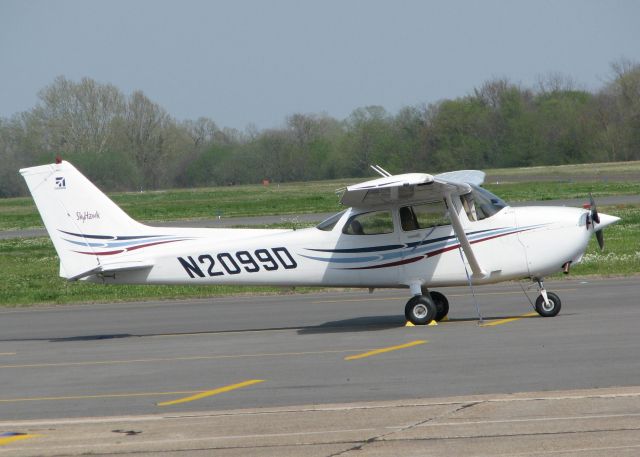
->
{"left": 429, "top": 291, "right": 450, "bottom": 321}
{"left": 405, "top": 295, "right": 437, "bottom": 325}
{"left": 535, "top": 292, "right": 561, "bottom": 317}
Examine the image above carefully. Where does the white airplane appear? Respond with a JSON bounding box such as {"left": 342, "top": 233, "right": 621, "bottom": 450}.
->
{"left": 20, "top": 160, "right": 620, "bottom": 325}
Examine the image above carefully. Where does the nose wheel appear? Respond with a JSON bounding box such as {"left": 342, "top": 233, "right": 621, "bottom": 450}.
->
{"left": 535, "top": 291, "right": 561, "bottom": 317}
{"left": 533, "top": 279, "right": 562, "bottom": 317}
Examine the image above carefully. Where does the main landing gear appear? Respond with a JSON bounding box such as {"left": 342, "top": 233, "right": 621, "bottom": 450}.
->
{"left": 404, "top": 288, "right": 450, "bottom": 325}
{"left": 404, "top": 279, "right": 562, "bottom": 325}
{"left": 533, "top": 279, "right": 561, "bottom": 317}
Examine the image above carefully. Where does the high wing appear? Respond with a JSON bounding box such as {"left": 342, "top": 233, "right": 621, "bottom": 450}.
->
{"left": 340, "top": 170, "right": 488, "bottom": 279}
{"left": 435, "top": 170, "right": 485, "bottom": 187}
{"left": 339, "top": 170, "right": 485, "bottom": 208}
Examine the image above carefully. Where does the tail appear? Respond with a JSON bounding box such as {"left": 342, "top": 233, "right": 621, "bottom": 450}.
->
{"left": 20, "top": 160, "right": 154, "bottom": 280}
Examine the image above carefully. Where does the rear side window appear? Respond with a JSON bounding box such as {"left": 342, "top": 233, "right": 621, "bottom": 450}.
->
{"left": 343, "top": 211, "right": 394, "bottom": 235}
{"left": 400, "top": 201, "right": 449, "bottom": 231}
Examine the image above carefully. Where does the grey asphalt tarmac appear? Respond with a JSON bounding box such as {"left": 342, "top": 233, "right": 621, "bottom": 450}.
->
{"left": 1, "top": 277, "right": 639, "bottom": 455}
{"left": 1, "top": 277, "right": 639, "bottom": 421}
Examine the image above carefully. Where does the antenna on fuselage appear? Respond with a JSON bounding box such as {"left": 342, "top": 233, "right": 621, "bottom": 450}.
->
{"left": 370, "top": 164, "right": 392, "bottom": 177}
{"left": 456, "top": 246, "right": 484, "bottom": 324}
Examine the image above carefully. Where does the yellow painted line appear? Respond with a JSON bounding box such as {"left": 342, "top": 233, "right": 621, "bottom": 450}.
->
{"left": 481, "top": 312, "right": 539, "bottom": 327}
{"left": 0, "top": 434, "right": 39, "bottom": 445}
{"left": 344, "top": 340, "right": 427, "bottom": 361}
{"left": 0, "top": 349, "right": 358, "bottom": 369}
{"left": 157, "top": 379, "right": 264, "bottom": 407}
{"left": 0, "top": 353, "right": 16, "bottom": 356}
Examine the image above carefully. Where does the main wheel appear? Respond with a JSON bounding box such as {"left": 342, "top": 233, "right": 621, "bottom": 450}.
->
{"left": 535, "top": 292, "right": 561, "bottom": 317}
{"left": 429, "top": 291, "right": 450, "bottom": 321}
{"left": 405, "top": 295, "right": 437, "bottom": 325}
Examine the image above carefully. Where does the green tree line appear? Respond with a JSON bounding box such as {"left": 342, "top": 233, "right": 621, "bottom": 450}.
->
{"left": 1, "top": 60, "right": 639, "bottom": 197}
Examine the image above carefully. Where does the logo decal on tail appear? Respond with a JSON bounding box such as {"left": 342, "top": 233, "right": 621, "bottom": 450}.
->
{"left": 76, "top": 211, "right": 100, "bottom": 223}
{"left": 55, "top": 177, "right": 66, "bottom": 189}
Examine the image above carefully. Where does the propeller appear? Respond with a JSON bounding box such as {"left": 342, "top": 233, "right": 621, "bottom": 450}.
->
{"left": 589, "top": 193, "right": 600, "bottom": 224}
{"left": 595, "top": 229, "right": 605, "bottom": 251}
{"left": 588, "top": 193, "right": 604, "bottom": 250}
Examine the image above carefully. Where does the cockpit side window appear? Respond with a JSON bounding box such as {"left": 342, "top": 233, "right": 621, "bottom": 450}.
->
{"left": 400, "top": 201, "right": 449, "bottom": 231}
{"left": 343, "top": 210, "right": 394, "bottom": 235}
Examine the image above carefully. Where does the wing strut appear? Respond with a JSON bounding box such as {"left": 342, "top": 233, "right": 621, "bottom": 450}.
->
{"left": 445, "top": 191, "right": 487, "bottom": 323}
{"left": 444, "top": 193, "right": 487, "bottom": 279}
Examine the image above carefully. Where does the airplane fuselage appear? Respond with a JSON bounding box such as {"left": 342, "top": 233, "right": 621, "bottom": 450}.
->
{"left": 89, "top": 205, "right": 592, "bottom": 289}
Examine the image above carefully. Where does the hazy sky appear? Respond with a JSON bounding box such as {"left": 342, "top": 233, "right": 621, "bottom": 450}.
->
{"left": 1, "top": 0, "right": 639, "bottom": 130}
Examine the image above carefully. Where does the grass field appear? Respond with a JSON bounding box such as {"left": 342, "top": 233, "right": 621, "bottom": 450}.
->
{"left": 0, "top": 235, "right": 304, "bottom": 306}
{"left": 3, "top": 161, "right": 640, "bottom": 231}
{"left": 0, "top": 179, "right": 350, "bottom": 231}
{"left": 0, "top": 202, "right": 637, "bottom": 307}
{"left": 486, "top": 160, "right": 640, "bottom": 180}
{"left": 1, "top": 161, "right": 638, "bottom": 307}
{"left": 571, "top": 204, "right": 640, "bottom": 275}
{"left": 2, "top": 180, "right": 640, "bottom": 231}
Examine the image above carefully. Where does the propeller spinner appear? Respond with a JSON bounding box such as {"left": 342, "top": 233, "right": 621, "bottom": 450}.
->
{"left": 586, "top": 193, "right": 621, "bottom": 251}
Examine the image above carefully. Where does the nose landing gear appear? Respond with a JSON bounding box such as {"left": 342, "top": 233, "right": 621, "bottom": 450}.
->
{"left": 533, "top": 279, "right": 562, "bottom": 317}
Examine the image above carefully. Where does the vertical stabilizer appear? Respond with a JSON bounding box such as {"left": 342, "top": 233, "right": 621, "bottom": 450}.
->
{"left": 20, "top": 161, "right": 148, "bottom": 279}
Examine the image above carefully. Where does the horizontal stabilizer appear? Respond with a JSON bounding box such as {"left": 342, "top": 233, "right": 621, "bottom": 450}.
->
{"left": 70, "top": 260, "right": 155, "bottom": 281}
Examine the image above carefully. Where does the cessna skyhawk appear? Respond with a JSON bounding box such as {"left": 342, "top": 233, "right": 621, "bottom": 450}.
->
{"left": 20, "top": 160, "right": 619, "bottom": 325}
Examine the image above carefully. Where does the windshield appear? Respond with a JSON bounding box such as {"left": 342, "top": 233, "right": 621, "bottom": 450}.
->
{"left": 316, "top": 210, "right": 347, "bottom": 231}
{"left": 469, "top": 184, "right": 507, "bottom": 219}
